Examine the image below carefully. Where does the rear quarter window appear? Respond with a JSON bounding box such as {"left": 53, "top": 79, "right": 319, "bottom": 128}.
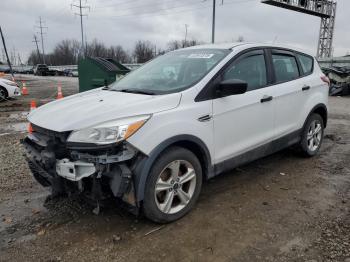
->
{"left": 297, "top": 54, "right": 314, "bottom": 76}
{"left": 272, "top": 54, "right": 299, "bottom": 83}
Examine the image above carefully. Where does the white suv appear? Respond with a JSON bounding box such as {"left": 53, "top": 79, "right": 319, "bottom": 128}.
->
{"left": 23, "top": 43, "right": 329, "bottom": 223}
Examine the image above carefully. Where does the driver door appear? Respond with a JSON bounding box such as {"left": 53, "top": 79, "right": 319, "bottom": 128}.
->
{"left": 213, "top": 49, "right": 275, "bottom": 165}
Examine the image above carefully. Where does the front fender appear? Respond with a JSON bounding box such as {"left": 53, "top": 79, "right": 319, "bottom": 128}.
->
{"left": 132, "top": 135, "right": 213, "bottom": 203}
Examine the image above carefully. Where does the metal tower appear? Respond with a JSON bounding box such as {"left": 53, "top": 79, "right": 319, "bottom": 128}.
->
{"left": 261, "top": 0, "right": 337, "bottom": 58}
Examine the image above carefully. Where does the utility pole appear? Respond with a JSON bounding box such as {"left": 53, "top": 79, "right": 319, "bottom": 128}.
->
{"left": 36, "top": 16, "right": 47, "bottom": 64}
{"left": 0, "top": 26, "right": 14, "bottom": 78}
{"left": 211, "top": 0, "right": 224, "bottom": 44}
{"left": 184, "top": 24, "right": 189, "bottom": 47}
{"left": 32, "top": 35, "right": 41, "bottom": 63}
{"left": 212, "top": 0, "right": 216, "bottom": 44}
{"left": 72, "top": 0, "right": 90, "bottom": 57}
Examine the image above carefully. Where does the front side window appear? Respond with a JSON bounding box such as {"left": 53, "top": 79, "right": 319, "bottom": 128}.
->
{"left": 297, "top": 54, "right": 313, "bottom": 75}
{"left": 272, "top": 54, "right": 299, "bottom": 83}
{"left": 110, "top": 48, "right": 230, "bottom": 95}
{"left": 223, "top": 54, "right": 267, "bottom": 91}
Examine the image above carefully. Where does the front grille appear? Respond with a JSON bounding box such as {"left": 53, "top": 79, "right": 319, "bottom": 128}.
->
{"left": 31, "top": 124, "right": 70, "bottom": 143}
{"left": 28, "top": 124, "right": 71, "bottom": 160}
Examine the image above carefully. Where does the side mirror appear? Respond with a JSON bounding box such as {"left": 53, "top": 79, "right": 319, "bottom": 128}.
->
{"left": 216, "top": 79, "right": 247, "bottom": 98}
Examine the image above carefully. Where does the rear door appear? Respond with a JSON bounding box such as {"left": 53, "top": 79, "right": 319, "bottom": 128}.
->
{"left": 269, "top": 49, "right": 305, "bottom": 138}
{"left": 212, "top": 49, "right": 275, "bottom": 164}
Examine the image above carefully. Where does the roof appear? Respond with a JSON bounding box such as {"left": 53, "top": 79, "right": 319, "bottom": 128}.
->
{"left": 182, "top": 42, "right": 314, "bottom": 57}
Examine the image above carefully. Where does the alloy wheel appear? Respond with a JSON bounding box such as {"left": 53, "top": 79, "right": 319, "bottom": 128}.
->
{"left": 307, "top": 119, "right": 322, "bottom": 152}
{"left": 154, "top": 160, "right": 196, "bottom": 214}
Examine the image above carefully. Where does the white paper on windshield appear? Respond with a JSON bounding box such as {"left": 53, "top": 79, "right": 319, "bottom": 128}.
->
{"left": 188, "top": 53, "right": 214, "bottom": 59}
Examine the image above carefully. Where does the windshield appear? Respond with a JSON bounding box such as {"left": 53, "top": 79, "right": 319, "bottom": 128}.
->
{"left": 110, "top": 48, "right": 230, "bottom": 95}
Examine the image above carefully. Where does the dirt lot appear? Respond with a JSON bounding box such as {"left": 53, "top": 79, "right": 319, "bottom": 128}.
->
{"left": 0, "top": 75, "right": 349, "bottom": 262}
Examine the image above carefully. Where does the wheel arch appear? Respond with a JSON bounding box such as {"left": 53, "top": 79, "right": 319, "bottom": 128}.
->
{"left": 132, "top": 135, "right": 213, "bottom": 203}
{"left": 307, "top": 103, "right": 328, "bottom": 128}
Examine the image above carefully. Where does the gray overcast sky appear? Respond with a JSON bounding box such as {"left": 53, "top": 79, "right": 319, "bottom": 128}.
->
{"left": 0, "top": 0, "right": 349, "bottom": 62}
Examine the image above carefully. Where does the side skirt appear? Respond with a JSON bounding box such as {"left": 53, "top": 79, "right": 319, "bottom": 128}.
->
{"left": 213, "top": 129, "right": 302, "bottom": 176}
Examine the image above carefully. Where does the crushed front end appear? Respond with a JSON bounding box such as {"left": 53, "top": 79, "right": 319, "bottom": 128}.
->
{"left": 22, "top": 124, "right": 140, "bottom": 213}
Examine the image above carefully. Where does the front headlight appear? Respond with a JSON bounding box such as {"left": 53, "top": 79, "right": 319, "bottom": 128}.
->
{"left": 67, "top": 115, "right": 151, "bottom": 145}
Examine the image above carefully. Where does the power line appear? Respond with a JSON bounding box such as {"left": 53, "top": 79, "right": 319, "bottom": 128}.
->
{"left": 72, "top": 0, "right": 90, "bottom": 57}
{"left": 35, "top": 16, "right": 48, "bottom": 64}
{"left": 95, "top": 0, "right": 210, "bottom": 18}
{"left": 93, "top": 0, "right": 146, "bottom": 8}
{"left": 91, "top": 0, "right": 255, "bottom": 20}
{"left": 93, "top": 0, "right": 192, "bottom": 11}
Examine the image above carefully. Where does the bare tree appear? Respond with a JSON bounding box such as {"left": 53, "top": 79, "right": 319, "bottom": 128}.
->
{"left": 108, "top": 45, "right": 131, "bottom": 63}
{"left": 50, "top": 39, "right": 81, "bottom": 65}
{"left": 133, "top": 40, "right": 155, "bottom": 63}
{"left": 237, "top": 36, "right": 245, "bottom": 42}
{"left": 167, "top": 39, "right": 200, "bottom": 51}
{"left": 167, "top": 40, "right": 182, "bottom": 51}
{"left": 27, "top": 50, "right": 42, "bottom": 65}
{"left": 85, "top": 39, "right": 109, "bottom": 58}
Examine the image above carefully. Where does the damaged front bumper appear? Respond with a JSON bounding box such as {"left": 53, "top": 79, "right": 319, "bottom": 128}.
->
{"left": 22, "top": 124, "right": 142, "bottom": 211}
{"left": 56, "top": 159, "right": 96, "bottom": 181}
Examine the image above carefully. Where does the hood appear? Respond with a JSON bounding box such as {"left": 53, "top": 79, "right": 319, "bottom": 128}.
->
{"left": 28, "top": 89, "right": 181, "bottom": 132}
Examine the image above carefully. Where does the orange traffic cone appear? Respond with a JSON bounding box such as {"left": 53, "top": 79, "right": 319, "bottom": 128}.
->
{"left": 22, "top": 82, "right": 28, "bottom": 95}
{"left": 28, "top": 123, "right": 33, "bottom": 134}
{"left": 30, "top": 100, "right": 37, "bottom": 112}
{"left": 57, "top": 85, "right": 63, "bottom": 99}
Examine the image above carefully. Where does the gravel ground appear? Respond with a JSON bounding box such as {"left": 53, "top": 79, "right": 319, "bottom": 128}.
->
{"left": 0, "top": 77, "right": 349, "bottom": 262}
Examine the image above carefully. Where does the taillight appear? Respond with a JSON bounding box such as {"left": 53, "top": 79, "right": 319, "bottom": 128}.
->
{"left": 321, "top": 75, "right": 330, "bottom": 87}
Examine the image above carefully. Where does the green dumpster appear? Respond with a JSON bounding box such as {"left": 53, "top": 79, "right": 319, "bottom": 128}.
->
{"left": 78, "top": 57, "right": 131, "bottom": 92}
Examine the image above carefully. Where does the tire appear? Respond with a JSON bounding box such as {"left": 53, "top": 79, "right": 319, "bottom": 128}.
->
{"left": 143, "top": 147, "right": 202, "bottom": 223}
{"left": 299, "top": 113, "right": 324, "bottom": 157}
{"left": 0, "top": 87, "right": 8, "bottom": 101}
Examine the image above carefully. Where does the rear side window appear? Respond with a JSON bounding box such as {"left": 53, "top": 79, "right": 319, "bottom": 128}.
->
{"left": 297, "top": 54, "right": 313, "bottom": 75}
{"left": 223, "top": 54, "right": 267, "bottom": 91}
{"left": 272, "top": 54, "right": 299, "bottom": 83}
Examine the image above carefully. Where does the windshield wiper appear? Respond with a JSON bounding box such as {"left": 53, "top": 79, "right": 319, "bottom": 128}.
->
{"left": 119, "top": 89, "right": 155, "bottom": 95}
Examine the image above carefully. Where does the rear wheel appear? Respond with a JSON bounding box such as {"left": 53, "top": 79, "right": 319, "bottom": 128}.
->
{"left": 143, "top": 147, "right": 202, "bottom": 223}
{"left": 0, "top": 87, "right": 8, "bottom": 101}
{"left": 299, "top": 113, "right": 324, "bottom": 157}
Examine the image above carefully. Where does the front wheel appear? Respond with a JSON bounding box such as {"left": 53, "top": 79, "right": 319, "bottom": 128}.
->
{"left": 299, "top": 113, "right": 324, "bottom": 157}
{"left": 143, "top": 147, "right": 202, "bottom": 223}
{"left": 0, "top": 87, "right": 8, "bottom": 101}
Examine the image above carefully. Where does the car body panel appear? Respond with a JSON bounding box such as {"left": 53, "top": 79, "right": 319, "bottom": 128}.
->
{"left": 28, "top": 88, "right": 182, "bottom": 132}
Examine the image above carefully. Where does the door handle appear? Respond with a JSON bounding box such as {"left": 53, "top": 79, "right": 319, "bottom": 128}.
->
{"left": 302, "top": 85, "right": 311, "bottom": 91}
{"left": 260, "top": 95, "right": 273, "bottom": 103}
{"left": 198, "top": 114, "right": 212, "bottom": 122}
